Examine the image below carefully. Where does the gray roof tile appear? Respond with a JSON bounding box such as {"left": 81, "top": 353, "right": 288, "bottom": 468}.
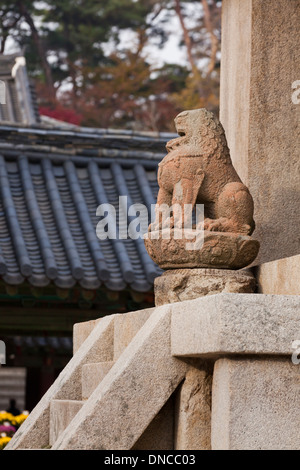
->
{"left": 0, "top": 125, "right": 166, "bottom": 292}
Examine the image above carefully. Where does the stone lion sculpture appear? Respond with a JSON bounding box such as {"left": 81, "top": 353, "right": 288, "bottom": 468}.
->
{"left": 150, "top": 108, "right": 255, "bottom": 235}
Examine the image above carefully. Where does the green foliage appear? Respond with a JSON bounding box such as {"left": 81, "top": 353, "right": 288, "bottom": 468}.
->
{"left": 0, "top": 0, "right": 221, "bottom": 131}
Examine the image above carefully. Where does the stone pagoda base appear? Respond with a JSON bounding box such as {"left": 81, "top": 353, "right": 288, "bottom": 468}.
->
{"left": 154, "top": 268, "right": 256, "bottom": 306}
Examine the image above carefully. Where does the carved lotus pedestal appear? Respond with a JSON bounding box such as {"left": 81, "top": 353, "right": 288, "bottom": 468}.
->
{"left": 145, "top": 229, "right": 259, "bottom": 271}
{"left": 144, "top": 228, "right": 259, "bottom": 306}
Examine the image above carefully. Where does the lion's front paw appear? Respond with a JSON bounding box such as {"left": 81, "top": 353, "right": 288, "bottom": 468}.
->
{"left": 203, "top": 217, "right": 230, "bottom": 232}
{"left": 148, "top": 221, "right": 159, "bottom": 232}
{"left": 203, "top": 218, "right": 253, "bottom": 235}
{"left": 239, "top": 224, "right": 253, "bottom": 235}
{"left": 149, "top": 216, "right": 175, "bottom": 232}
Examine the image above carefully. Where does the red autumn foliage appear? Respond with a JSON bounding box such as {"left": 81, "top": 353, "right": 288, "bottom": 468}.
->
{"left": 39, "top": 106, "right": 82, "bottom": 126}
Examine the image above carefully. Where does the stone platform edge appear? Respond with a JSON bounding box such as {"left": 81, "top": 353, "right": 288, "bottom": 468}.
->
{"left": 170, "top": 293, "right": 300, "bottom": 358}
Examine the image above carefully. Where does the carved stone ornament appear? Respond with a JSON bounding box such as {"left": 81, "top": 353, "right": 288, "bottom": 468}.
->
{"left": 144, "top": 108, "right": 259, "bottom": 270}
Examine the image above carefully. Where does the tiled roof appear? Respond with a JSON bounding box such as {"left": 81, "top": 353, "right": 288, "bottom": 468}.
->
{"left": 0, "top": 124, "right": 174, "bottom": 293}
{"left": 12, "top": 335, "right": 73, "bottom": 352}
{"left": 0, "top": 53, "right": 40, "bottom": 125}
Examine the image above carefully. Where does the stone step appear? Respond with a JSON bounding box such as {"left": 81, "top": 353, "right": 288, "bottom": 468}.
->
{"left": 81, "top": 361, "right": 114, "bottom": 400}
{"left": 52, "top": 305, "right": 188, "bottom": 450}
{"left": 113, "top": 308, "right": 154, "bottom": 360}
{"left": 6, "top": 314, "right": 116, "bottom": 449}
{"left": 49, "top": 400, "right": 84, "bottom": 446}
{"left": 73, "top": 318, "right": 102, "bottom": 354}
{"left": 73, "top": 307, "right": 154, "bottom": 359}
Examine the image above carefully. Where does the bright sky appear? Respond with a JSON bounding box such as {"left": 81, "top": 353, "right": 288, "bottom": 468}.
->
{"left": 5, "top": 5, "right": 191, "bottom": 69}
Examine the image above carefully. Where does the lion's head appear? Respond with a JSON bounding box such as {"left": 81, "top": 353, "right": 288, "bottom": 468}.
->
{"left": 166, "top": 108, "right": 231, "bottom": 163}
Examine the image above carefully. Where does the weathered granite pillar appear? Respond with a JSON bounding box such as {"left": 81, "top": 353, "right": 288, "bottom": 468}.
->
{"left": 220, "top": 0, "right": 300, "bottom": 267}
{"left": 256, "top": 254, "right": 300, "bottom": 295}
{"left": 211, "top": 357, "right": 300, "bottom": 450}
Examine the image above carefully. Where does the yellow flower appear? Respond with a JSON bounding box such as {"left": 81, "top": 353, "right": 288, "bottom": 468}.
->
{"left": 0, "top": 412, "right": 16, "bottom": 426}
{"left": 0, "top": 411, "right": 29, "bottom": 429}
{"left": 14, "top": 413, "right": 29, "bottom": 426}
{"left": 0, "top": 436, "right": 11, "bottom": 450}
